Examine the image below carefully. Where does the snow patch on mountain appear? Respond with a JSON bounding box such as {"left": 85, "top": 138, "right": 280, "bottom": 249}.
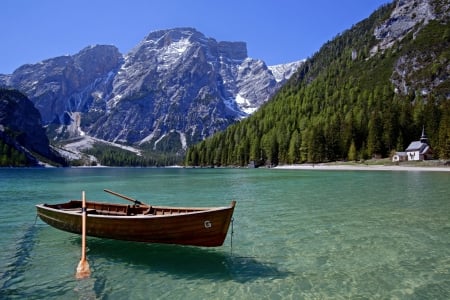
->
{"left": 235, "top": 93, "right": 256, "bottom": 114}
{"left": 4, "top": 27, "right": 304, "bottom": 154}
{"left": 269, "top": 60, "right": 305, "bottom": 82}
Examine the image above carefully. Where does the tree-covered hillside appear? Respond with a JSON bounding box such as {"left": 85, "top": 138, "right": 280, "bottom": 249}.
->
{"left": 186, "top": 2, "right": 450, "bottom": 167}
{"left": 0, "top": 88, "right": 67, "bottom": 167}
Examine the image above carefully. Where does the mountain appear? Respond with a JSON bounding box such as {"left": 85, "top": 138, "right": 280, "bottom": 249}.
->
{"left": 186, "top": 0, "right": 450, "bottom": 167}
{"left": 0, "top": 88, "right": 66, "bottom": 166}
{"left": 3, "top": 45, "right": 123, "bottom": 126}
{"left": 0, "top": 28, "right": 302, "bottom": 164}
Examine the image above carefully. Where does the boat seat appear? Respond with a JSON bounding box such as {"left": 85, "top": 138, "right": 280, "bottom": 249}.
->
{"left": 65, "top": 208, "right": 96, "bottom": 214}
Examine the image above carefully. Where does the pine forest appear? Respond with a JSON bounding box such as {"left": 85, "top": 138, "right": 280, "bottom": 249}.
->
{"left": 185, "top": 3, "right": 450, "bottom": 167}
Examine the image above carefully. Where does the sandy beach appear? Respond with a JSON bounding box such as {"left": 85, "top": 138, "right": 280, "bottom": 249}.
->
{"left": 274, "top": 163, "right": 450, "bottom": 172}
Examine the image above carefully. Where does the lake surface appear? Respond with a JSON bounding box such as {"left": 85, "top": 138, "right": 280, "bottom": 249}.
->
{"left": 0, "top": 168, "right": 449, "bottom": 299}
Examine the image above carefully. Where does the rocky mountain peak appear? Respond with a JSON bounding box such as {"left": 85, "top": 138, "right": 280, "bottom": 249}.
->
{"left": 139, "top": 27, "right": 248, "bottom": 61}
{"left": 1, "top": 28, "right": 302, "bottom": 156}
{"left": 7, "top": 45, "right": 122, "bottom": 125}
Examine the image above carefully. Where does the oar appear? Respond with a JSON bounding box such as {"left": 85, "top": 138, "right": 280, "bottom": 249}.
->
{"left": 76, "top": 191, "right": 91, "bottom": 279}
{"left": 103, "top": 189, "right": 148, "bottom": 207}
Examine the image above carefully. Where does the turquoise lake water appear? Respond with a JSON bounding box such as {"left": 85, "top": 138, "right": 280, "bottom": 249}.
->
{"left": 0, "top": 168, "right": 449, "bottom": 299}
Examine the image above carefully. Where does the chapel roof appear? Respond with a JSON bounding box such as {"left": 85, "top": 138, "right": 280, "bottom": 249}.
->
{"left": 405, "top": 126, "right": 431, "bottom": 154}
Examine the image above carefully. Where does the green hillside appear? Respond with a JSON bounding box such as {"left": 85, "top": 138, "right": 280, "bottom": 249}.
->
{"left": 0, "top": 88, "right": 67, "bottom": 167}
{"left": 186, "top": 2, "right": 450, "bottom": 167}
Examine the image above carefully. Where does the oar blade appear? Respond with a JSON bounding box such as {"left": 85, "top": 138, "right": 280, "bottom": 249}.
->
{"left": 76, "top": 259, "right": 91, "bottom": 279}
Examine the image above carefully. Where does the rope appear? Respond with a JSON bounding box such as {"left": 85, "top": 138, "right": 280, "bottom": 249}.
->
{"left": 230, "top": 217, "right": 234, "bottom": 255}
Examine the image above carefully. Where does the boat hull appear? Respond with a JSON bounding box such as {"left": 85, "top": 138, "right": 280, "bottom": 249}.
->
{"left": 36, "top": 201, "right": 235, "bottom": 247}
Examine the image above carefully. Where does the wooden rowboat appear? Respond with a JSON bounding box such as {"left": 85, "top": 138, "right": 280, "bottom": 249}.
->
{"left": 35, "top": 192, "right": 236, "bottom": 247}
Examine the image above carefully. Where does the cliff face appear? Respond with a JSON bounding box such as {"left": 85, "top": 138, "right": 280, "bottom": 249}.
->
{"left": 1, "top": 28, "right": 302, "bottom": 153}
{"left": 0, "top": 88, "right": 65, "bottom": 166}
{"left": 7, "top": 45, "right": 123, "bottom": 126}
{"left": 371, "top": 0, "right": 450, "bottom": 96}
{"left": 372, "top": 0, "right": 450, "bottom": 51}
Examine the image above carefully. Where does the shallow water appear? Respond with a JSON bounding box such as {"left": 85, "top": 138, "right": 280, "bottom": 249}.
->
{"left": 0, "top": 168, "right": 449, "bottom": 299}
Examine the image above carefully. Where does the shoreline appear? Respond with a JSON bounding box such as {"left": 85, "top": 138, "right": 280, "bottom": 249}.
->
{"left": 274, "top": 163, "right": 450, "bottom": 172}
{"left": 274, "top": 164, "right": 450, "bottom": 172}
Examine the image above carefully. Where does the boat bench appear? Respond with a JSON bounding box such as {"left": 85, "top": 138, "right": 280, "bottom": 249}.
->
{"left": 62, "top": 206, "right": 154, "bottom": 216}
{"left": 62, "top": 208, "right": 97, "bottom": 214}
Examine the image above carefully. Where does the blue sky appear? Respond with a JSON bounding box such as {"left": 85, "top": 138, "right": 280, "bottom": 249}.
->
{"left": 1, "top": 0, "right": 392, "bottom": 74}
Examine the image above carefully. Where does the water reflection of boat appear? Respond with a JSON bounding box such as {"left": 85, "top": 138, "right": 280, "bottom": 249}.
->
{"left": 84, "top": 239, "right": 289, "bottom": 283}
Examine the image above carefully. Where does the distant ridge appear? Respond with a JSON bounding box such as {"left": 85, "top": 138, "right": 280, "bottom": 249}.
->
{"left": 0, "top": 28, "right": 302, "bottom": 165}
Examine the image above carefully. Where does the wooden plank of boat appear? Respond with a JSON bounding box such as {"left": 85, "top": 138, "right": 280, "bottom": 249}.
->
{"left": 35, "top": 200, "right": 236, "bottom": 247}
